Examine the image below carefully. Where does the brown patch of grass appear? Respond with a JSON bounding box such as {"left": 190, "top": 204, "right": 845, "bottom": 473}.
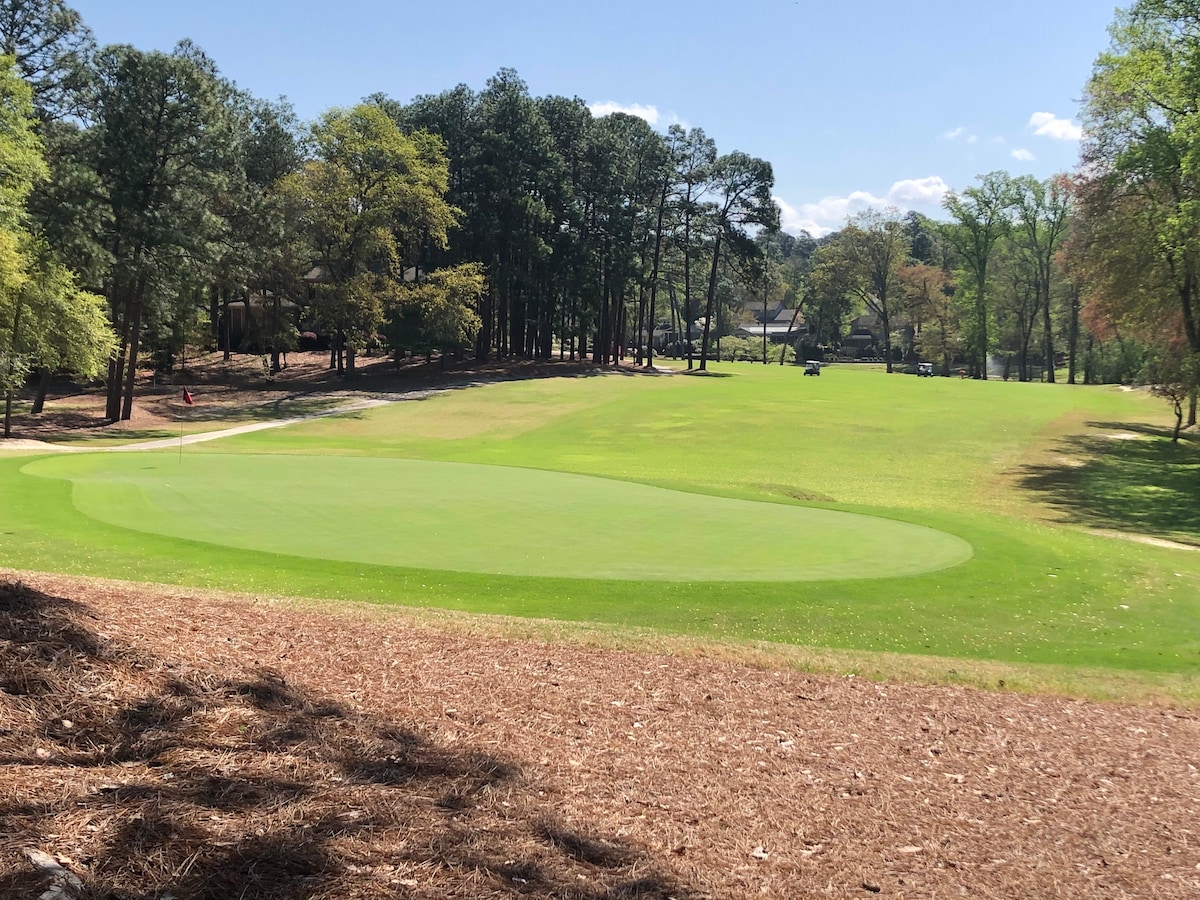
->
{"left": 3, "top": 572, "right": 1200, "bottom": 898}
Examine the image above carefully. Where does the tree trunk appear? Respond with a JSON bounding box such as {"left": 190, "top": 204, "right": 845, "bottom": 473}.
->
{"left": 781, "top": 305, "right": 802, "bottom": 365}
{"left": 2, "top": 388, "right": 13, "bottom": 438}
{"left": 120, "top": 294, "right": 145, "bottom": 421}
{"left": 106, "top": 281, "right": 131, "bottom": 422}
{"left": 105, "top": 350, "right": 124, "bottom": 422}
{"left": 4, "top": 293, "right": 25, "bottom": 436}
{"left": 31, "top": 368, "right": 51, "bottom": 414}
{"left": 683, "top": 216, "right": 694, "bottom": 370}
{"left": 210, "top": 285, "right": 220, "bottom": 348}
{"left": 881, "top": 311, "right": 893, "bottom": 373}
{"left": 699, "top": 231, "right": 722, "bottom": 371}
{"left": 976, "top": 269, "right": 988, "bottom": 379}
{"left": 1067, "top": 286, "right": 1080, "bottom": 385}
{"left": 222, "top": 290, "right": 232, "bottom": 361}
{"left": 1042, "top": 290, "right": 1056, "bottom": 384}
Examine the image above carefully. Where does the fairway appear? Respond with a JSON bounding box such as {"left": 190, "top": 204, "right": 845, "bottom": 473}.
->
{"left": 21, "top": 452, "right": 971, "bottom": 581}
{"left": 6, "top": 363, "right": 1200, "bottom": 690}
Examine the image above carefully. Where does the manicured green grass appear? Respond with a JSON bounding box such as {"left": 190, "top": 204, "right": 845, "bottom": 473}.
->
{"left": 22, "top": 453, "right": 970, "bottom": 581}
{"left": 3, "top": 364, "right": 1199, "bottom": 694}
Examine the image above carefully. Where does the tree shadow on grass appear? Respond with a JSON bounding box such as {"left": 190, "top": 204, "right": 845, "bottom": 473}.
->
{"left": 0, "top": 581, "right": 696, "bottom": 899}
{"left": 1015, "top": 420, "right": 1200, "bottom": 541}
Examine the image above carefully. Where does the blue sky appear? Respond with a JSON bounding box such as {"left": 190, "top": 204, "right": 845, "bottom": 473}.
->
{"left": 71, "top": 0, "right": 1117, "bottom": 237}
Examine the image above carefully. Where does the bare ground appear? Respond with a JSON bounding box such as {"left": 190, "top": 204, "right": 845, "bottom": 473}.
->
{"left": 2, "top": 572, "right": 1199, "bottom": 899}
{"left": 3, "top": 350, "right": 648, "bottom": 446}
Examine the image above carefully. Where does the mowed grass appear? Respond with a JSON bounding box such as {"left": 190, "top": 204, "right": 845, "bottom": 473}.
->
{"left": 21, "top": 454, "right": 971, "bottom": 581}
{"left": 4, "top": 363, "right": 1200, "bottom": 695}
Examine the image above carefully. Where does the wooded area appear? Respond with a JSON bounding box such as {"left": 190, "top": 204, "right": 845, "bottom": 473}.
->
{"left": 1, "top": 0, "right": 1199, "bottom": 436}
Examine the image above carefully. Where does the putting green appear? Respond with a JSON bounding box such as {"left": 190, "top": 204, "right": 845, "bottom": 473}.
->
{"left": 22, "top": 453, "right": 972, "bottom": 581}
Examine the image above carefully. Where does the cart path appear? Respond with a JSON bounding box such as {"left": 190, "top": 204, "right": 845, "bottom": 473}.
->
{"left": 0, "top": 387, "right": 455, "bottom": 454}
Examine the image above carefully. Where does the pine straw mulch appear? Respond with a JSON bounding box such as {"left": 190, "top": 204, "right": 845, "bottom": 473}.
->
{"left": 2, "top": 573, "right": 1200, "bottom": 899}
{"left": 5, "top": 351, "right": 653, "bottom": 444}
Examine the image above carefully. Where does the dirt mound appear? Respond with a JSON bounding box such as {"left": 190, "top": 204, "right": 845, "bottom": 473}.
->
{"left": 2, "top": 572, "right": 1198, "bottom": 898}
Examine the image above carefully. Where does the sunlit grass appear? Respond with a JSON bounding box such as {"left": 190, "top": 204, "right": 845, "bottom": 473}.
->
{"left": 3, "top": 363, "right": 1200, "bottom": 699}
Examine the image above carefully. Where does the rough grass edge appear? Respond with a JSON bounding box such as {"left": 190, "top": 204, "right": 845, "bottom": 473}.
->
{"left": 6, "top": 566, "right": 1197, "bottom": 709}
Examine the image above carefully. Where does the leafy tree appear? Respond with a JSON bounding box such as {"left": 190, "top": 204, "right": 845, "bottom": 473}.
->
{"left": 670, "top": 127, "right": 716, "bottom": 369}
{"left": 1145, "top": 350, "right": 1200, "bottom": 441}
{"left": 697, "top": 151, "right": 777, "bottom": 370}
{"left": 1078, "top": 0, "right": 1200, "bottom": 419}
{"left": 0, "top": 55, "right": 43, "bottom": 434}
{"left": 4, "top": 241, "right": 113, "bottom": 430}
{"left": 942, "top": 171, "right": 1015, "bottom": 378}
{"left": 1, "top": 58, "right": 110, "bottom": 436}
{"left": 386, "top": 262, "right": 483, "bottom": 361}
{"left": 88, "top": 41, "right": 240, "bottom": 420}
{"left": 283, "top": 103, "right": 458, "bottom": 375}
{"left": 823, "top": 207, "right": 910, "bottom": 373}
{"left": 219, "top": 94, "right": 308, "bottom": 370}
{"left": 0, "top": 0, "right": 93, "bottom": 120}
{"left": 1010, "top": 175, "right": 1070, "bottom": 382}
{"left": 585, "top": 111, "right": 668, "bottom": 365}
{"left": 898, "top": 262, "right": 957, "bottom": 373}
{"left": 805, "top": 240, "right": 855, "bottom": 354}
{"left": 991, "top": 240, "right": 1042, "bottom": 381}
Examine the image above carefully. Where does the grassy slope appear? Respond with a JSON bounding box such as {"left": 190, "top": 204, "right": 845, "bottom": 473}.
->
{"left": 3, "top": 364, "right": 1199, "bottom": 691}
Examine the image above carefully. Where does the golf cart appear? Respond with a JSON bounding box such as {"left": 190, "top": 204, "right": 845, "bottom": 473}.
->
{"left": 804, "top": 360, "right": 821, "bottom": 376}
{"left": 917, "top": 362, "right": 934, "bottom": 377}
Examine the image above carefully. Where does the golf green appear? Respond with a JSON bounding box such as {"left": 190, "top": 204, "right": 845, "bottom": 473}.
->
{"left": 22, "top": 452, "right": 972, "bottom": 581}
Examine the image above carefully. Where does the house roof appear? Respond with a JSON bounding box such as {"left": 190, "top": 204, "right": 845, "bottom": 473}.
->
{"left": 735, "top": 322, "right": 800, "bottom": 338}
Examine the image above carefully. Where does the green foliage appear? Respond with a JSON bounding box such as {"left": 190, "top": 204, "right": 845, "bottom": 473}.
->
{"left": 0, "top": 0, "right": 94, "bottom": 120}
{"left": 1080, "top": 1, "right": 1200, "bottom": 360}
{"left": 283, "top": 104, "right": 459, "bottom": 364}
{"left": 821, "top": 207, "right": 910, "bottom": 371}
{"left": 1144, "top": 350, "right": 1200, "bottom": 439}
{"left": 0, "top": 54, "right": 45, "bottom": 225}
{"left": 1085, "top": 335, "right": 1148, "bottom": 384}
{"left": 717, "top": 335, "right": 794, "bottom": 364}
{"left": 387, "top": 263, "right": 484, "bottom": 354}
{"left": 88, "top": 41, "right": 242, "bottom": 418}
{"left": 941, "top": 171, "right": 1017, "bottom": 375}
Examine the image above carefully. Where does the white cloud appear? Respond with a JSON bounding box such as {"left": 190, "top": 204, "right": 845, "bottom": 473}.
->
{"left": 774, "top": 196, "right": 836, "bottom": 238}
{"left": 588, "top": 101, "right": 660, "bottom": 125}
{"left": 942, "top": 126, "right": 967, "bottom": 140}
{"left": 1011, "top": 148, "right": 1035, "bottom": 161}
{"left": 886, "top": 176, "right": 952, "bottom": 205}
{"left": 775, "top": 176, "right": 952, "bottom": 238}
{"left": 1029, "top": 111, "right": 1083, "bottom": 141}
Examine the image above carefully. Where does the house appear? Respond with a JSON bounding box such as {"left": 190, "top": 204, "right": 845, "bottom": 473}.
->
{"left": 841, "top": 313, "right": 882, "bottom": 358}
{"left": 223, "top": 291, "right": 299, "bottom": 350}
{"left": 734, "top": 307, "right": 804, "bottom": 343}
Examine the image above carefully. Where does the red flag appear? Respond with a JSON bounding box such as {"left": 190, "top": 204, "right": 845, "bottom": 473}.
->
{"left": 183, "top": 389, "right": 194, "bottom": 406}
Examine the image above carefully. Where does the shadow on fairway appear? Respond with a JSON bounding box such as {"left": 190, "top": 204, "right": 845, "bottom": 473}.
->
{"left": 170, "top": 394, "right": 349, "bottom": 426}
{"left": 0, "top": 580, "right": 695, "bottom": 899}
{"left": 38, "top": 428, "right": 177, "bottom": 445}
{"left": 1016, "top": 420, "right": 1200, "bottom": 541}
